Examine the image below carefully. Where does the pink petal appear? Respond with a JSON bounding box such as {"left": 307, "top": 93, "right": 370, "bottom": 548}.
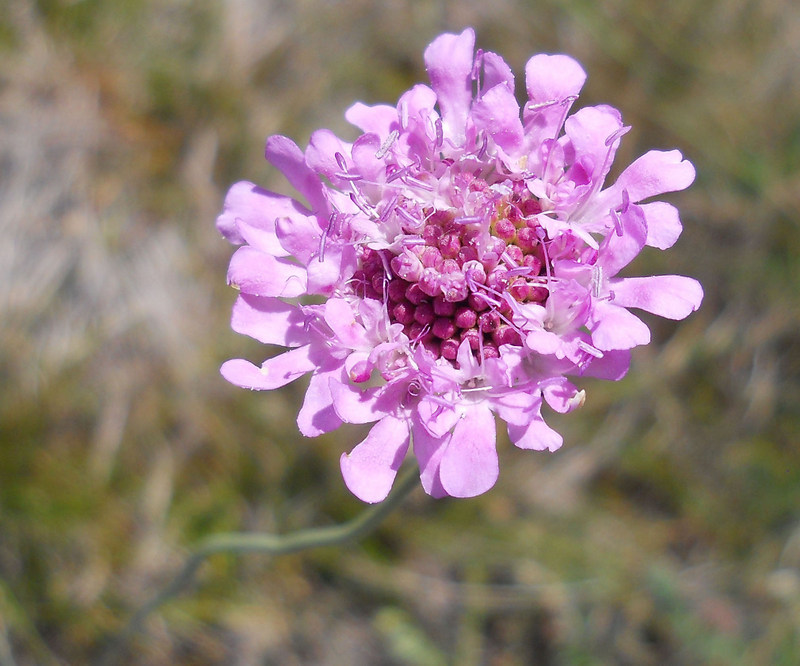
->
{"left": 416, "top": 396, "right": 460, "bottom": 439}
{"left": 610, "top": 149, "right": 695, "bottom": 203}
{"left": 230, "top": 294, "right": 307, "bottom": 347}
{"left": 297, "top": 366, "right": 344, "bottom": 437}
{"left": 350, "top": 134, "right": 386, "bottom": 184}
{"left": 471, "top": 83, "right": 524, "bottom": 153}
{"left": 564, "top": 105, "right": 624, "bottom": 180}
{"left": 220, "top": 345, "right": 315, "bottom": 390}
{"left": 589, "top": 301, "right": 651, "bottom": 351}
{"left": 480, "top": 51, "right": 515, "bottom": 94}
{"left": 227, "top": 246, "right": 307, "bottom": 298}
{"left": 525, "top": 328, "right": 564, "bottom": 356}
{"left": 274, "top": 212, "right": 323, "bottom": 263}
{"left": 397, "top": 84, "right": 437, "bottom": 127}
{"left": 217, "top": 182, "right": 313, "bottom": 256}
{"left": 340, "top": 416, "right": 410, "bottom": 503}
{"left": 580, "top": 348, "right": 631, "bottom": 381}
{"left": 424, "top": 28, "right": 476, "bottom": 143}
{"left": 345, "top": 102, "right": 399, "bottom": 138}
{"left": 411, "top": 417, "right": 448, "bottom": 498}
{"left": 306, "top": 243, "right": 357, "bottom": 296}
{"left": 490, "top": 390, "right": 542, "bottom": 427}
{"left": 542, "top": 378, "right": 582, "bottom": 413}
{"left": 439, "top": 406, "right": 499, "bottom": 498}
{"left": 525, "top": 54, "right": 586, "bottom": 104}
{"left": 508, "top": 415, "right": 563, "bottom": 452}
{"left": 640, "top": 201, "right": 683, "bottom": 249}
{"left": 456, "top": 338, "right": 480, "bottom": 377}
{"left": 324, "top": 298, "right": 368, "bottom": 348}
{"left": 329, "top": 379, "right": 392, "bottom": 425}
{"left": 609, "top": 275, "right": 704, "bottom": 320}
{"left": 304, "top": 129, "right": 354, "bottom": 183}
{"left": 264, "top": 135, "right": 327, "bottom": 212}
{"left": 597, "top": 204, "right": 647, "bottom": 276}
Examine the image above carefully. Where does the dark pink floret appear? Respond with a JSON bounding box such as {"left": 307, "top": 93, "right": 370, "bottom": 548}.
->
{"left": 432, "top": 317, "right": 457, "bottom": 339}
{"left": 454, "top": 306, "right": 478, "bottom": 329}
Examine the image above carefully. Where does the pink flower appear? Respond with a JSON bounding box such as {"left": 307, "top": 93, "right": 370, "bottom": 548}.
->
{"left": 217, "top": 28, "right": 703, "bottom": 503}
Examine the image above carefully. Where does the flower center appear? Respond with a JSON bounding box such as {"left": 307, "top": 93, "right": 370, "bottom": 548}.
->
{"left": 352, "top": 183, "right": 551, "bottom": 363}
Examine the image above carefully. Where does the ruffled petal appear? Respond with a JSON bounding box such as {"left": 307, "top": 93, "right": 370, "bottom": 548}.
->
{"left": 274, "top": 213, "right": 322, "bottom": 263}
{"left": 345, "top": 102, "right": 399, "bottom": 138}
{"left": 329, "top": 379, "right": 393, "bottom": 424}
{"left": 297, "top": 365, "right": 345, "bottom": 437}
{"left": 265, "top": 135, "right": 328, "bottom": 212}
{"left": 542, "top": 378, "right": 583, "bottom": 413}
{"left": 397, "top": 84, "right": 437, "bottom": 127}
{"left": 340, "top": 416, "right": 410, "bottom": 503}
{"left": 350, "top": 133, "right": 387, "bottom": 186}
{"left": 324, "top": 298, "right": 368, "bottom": 349}
{"left": 608, "top": 149, "right": 695, "bottom": 203}
{"left": 589, "top": 300, "right": 651, "bottom": 350}
{"left": 597, "top": 204, "right": 648, "bottom": 276}
{"left": 411, "top": 416, "right": 448, "bottom": 498}
{"left": 525, "top": 54, "right": 587, "bottom": 104}
{"left": 306, "top": 243, "right": 357, "bottom": 296}
{"left": 640, "top": 201, "right": 683, "bottom": 249}
{"left": 609, "top": 275, "right": 704, "bottom": 320}
{"left": 230, "top": 294, "right": 307, "bottom": 347}
{"left": 227, "top": 246, "right": 307, "bottom": 298}
{"left": 439, "top": 405, "right": 499, "bottom": 498}
{"left": 580, "top": 348, "right": 631, "bottom": 381}
{"left": 217, "top": 182, "right": 312, "bottom": 256}
{"left": 489, "top": 389, "right": 542, "bottom": 426}
{"left": 479, "top": 51, "right": 515, "bottom": 94}
{"left": 220, "top": 345, "right": 315, "bottom": 390}
{"left": 416, "top": 395, "right": 461, "bottom": 439}
{"left": 471, "top": 83, "right": 524, "bottom": 153}
{"left": 304, "top": 129, "right": 354, "bottom": 185}
{"left": 424, "top": 28, "right": 476, "bottom": 144}
{"left": 564, "top": 105, "right": 624, "bottom": 182}
{"left": 508, "top": 414, "right": 563, "bottom": 452}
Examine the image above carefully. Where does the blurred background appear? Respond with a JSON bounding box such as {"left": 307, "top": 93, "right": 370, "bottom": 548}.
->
{"left": 1, "top": 0, "right": 799, "bottom": 663}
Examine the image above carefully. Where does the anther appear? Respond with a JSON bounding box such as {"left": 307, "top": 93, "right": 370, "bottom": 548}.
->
{"left": 396, "top": 206, "right": 423, "bottom": 231}
{"left": 318, "top": 212, "right": 336, "bottom": 261}
{"left": 378, "top": 195, "right": 398, "bottom": 222}
{"left": 434, "top": 118, "right": 443, "bottom": 149}
{"left": 610, "top": 208, "right": 623, "bottom": 236}
{"left": 476, "top": 132, "right": 489, "bottom": 159}
{"left": 577, "top": 340, "right": 604, "bottom": 358}
{"left": 375, "top": 130, "right": 400, "bottom": 159}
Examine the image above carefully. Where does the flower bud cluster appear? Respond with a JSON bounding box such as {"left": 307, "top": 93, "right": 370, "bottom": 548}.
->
{"left": 352, "top": 189, "right": 551, "bottom": 364}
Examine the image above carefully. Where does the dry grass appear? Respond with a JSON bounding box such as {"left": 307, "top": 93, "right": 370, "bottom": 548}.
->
{"left": 1, "top": 0, "right": 799, "bottom": 664}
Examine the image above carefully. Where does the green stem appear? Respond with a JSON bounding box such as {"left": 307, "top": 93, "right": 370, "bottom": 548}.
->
{"left": 100, "top": 465, "right": 419, "bottom": 665}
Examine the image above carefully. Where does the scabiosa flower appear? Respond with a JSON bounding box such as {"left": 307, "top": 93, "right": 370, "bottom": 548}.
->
{"left": 217, "top": 28, "right": 703, "bottom": 503}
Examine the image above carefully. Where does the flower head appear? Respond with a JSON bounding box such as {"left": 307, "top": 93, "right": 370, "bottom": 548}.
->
{"left": 217, "top": 28, "right": 703, "bottom": 502}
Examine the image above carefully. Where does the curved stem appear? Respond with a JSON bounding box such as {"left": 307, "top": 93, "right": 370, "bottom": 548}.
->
{"left": 100, "top": 465, "right": 419, "bottom": 665}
